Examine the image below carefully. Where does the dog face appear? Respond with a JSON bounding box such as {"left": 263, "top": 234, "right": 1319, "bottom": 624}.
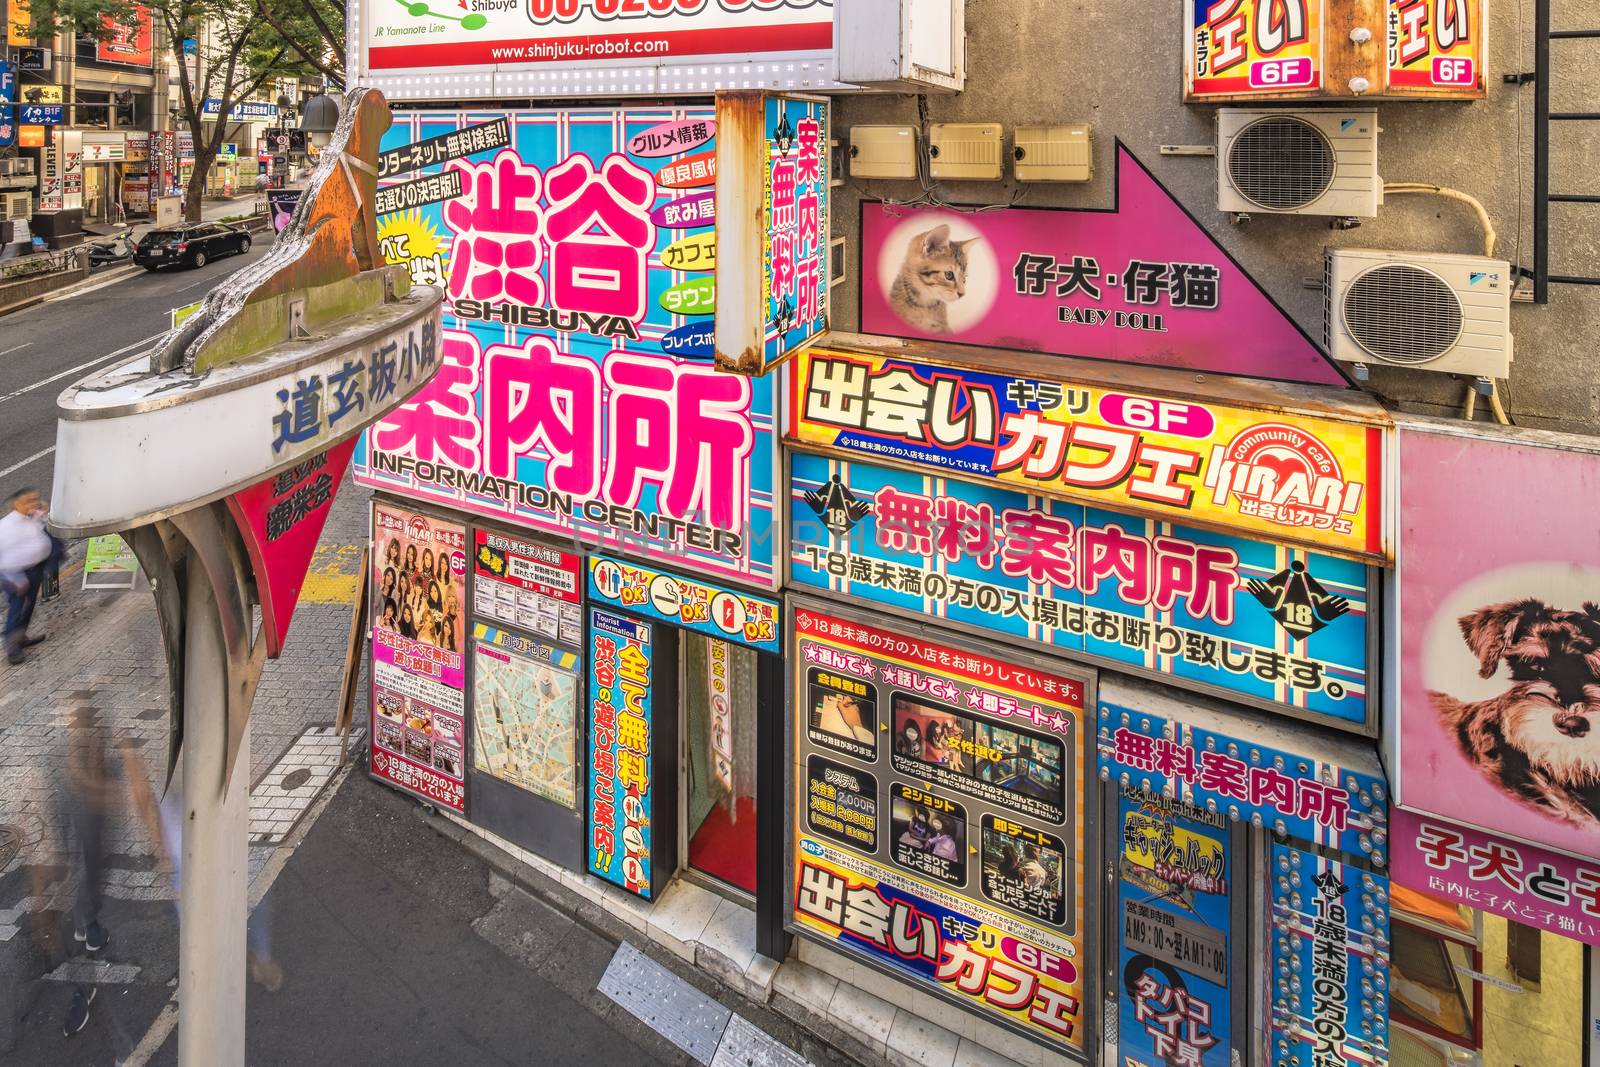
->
{"left": 1490, "top": 680, "right": 1600, "bottom": 790}
{"left": 1459, "top": 599, "right": 1600, "bottom": 739}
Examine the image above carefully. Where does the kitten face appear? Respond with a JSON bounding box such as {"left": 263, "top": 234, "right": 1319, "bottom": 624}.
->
{"left": 902, "top": 225, "right": 971, "bottom": 304}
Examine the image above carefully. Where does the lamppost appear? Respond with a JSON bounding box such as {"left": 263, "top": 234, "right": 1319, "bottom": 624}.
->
{"left": 299, "top": 89, "right": 340, "bottom": 151}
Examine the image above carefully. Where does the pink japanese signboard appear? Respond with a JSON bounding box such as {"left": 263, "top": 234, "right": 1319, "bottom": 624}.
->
{"left": 357, "top": 108, "right": 779, "bottom": 589}
{"left": 860, "top": 144, "right": 1349, "bottom": 388}
{"left": 1397, "top": 420, "right": 1600, "bottom": 861}
{"left": 1391, "top": 808, "right": 1600, "bottom": 948}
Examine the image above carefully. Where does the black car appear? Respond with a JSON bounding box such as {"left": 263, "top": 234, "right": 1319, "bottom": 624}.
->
{"left": 134, "top": 222, "right": 252, "bottom": 271}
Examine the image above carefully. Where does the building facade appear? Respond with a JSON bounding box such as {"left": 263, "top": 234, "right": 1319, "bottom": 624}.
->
{"left": 335, "top": 2, "right": 1600, "bottom": 1065}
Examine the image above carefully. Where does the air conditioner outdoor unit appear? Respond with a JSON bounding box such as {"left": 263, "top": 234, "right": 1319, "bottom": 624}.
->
{"left": 0, "top": 159, "right": 16, "bottom": 176}
{"left": 13, "top": 158, "right": 34, "bottom": 176}
{"left": 0, "top": 192, "right": 31, "bottom": 222}
{"left": 1218, "top": 110, "right": 1380, "bottom": 218}
{"left": 1325, "top": 248, "right": 1513, "bottom": 378}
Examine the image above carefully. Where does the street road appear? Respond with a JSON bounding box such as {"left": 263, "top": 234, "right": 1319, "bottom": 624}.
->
{"left": 0, "top": 240, "right": 270, "bottom": 497}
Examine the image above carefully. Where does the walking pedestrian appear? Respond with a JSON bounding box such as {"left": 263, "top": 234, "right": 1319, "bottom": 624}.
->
{"left": 31, "top": 706, "right": 115, "bottom": 1038}
{"left": 0, "top": 487, "right": 55, "bottom": 664}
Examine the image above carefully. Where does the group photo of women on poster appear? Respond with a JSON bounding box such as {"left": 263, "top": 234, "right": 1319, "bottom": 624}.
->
{"left": 375, "top": 509, "right": 466, "bottom": 658}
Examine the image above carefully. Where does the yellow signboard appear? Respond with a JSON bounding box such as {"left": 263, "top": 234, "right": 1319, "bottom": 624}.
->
{"left": 788, "top": 346, "right": 1388, "bottom": 561}
{"left": 21, "top": 84, "right": 62, "bottom": 104}
{"left": 1387, "top": 0, "right": 1485, "bottom": 94}
{"left": 1188, "top": 0, "right": 1322, "bottom": 97}
{"left": 6, "top": 0, "right": 30, "bottom": 45}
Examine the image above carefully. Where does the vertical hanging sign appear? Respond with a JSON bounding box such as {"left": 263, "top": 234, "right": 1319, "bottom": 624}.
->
{"left": 1186, "top": 0, "right": 1322, "bottom": 98}
{"left": 1386, "top": 0, "right": 1485, "bottom": 95}
{"left": 588, "top": 608, "right": 656, "bottom": 899}
{"left": 714, "top": 92, "right": 829, "bottom": 375}
{"left": 708, "top": 638, "right": 734, "bottom": 793}
{"left": 1116, "top": 783, "right": 1232, "bottom": 1066}
{"left": 1268, "top": 842, "right": 1391, "bottom": 1067}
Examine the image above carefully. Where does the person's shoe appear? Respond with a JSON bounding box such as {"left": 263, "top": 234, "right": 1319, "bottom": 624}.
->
{"left": 22, "top": 633, "right": 46, "bottom": 647}
{"left": 62, "top": 988, "right": 95, "bottom": 1037}
{"left": 74, "top": 921, "right": 108, "bottom": 953}
{"left": 6, "top": 652, "right": 23, "bottom": 665}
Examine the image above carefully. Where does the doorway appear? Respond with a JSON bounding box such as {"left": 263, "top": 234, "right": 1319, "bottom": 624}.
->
{"left": 680, "top": 633, "right": 758, "bottom": 896}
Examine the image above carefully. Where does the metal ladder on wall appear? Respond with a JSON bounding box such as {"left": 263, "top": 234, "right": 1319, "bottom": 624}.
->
{"left": 1516, "top": 0, "right": 1600, "bottom": 302}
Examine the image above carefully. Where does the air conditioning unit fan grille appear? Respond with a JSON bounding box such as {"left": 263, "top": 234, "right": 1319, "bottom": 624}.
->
{"left": 1342, "top": 264, "right": 1465, "bottom": 365}
{"left": 1226, "top": 117, "right": 1336, "bottom": 210}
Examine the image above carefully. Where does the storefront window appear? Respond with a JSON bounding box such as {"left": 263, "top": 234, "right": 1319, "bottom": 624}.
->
{"left": 1391, "top": 885, "right": 1583, "bottom": 1065}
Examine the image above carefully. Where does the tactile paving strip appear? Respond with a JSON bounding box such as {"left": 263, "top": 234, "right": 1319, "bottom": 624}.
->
{"left": 598, "top": 941, "right": 732, "bottom": 1064}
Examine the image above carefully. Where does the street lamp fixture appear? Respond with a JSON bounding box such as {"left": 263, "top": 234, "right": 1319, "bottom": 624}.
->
{"left": 300, "top": 92, "right": 340, "bottom": 150}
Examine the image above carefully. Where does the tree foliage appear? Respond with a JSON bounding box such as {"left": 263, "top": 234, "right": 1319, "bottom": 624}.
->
{"left": 26, "top": 0, "right": 344, "bottom": 220}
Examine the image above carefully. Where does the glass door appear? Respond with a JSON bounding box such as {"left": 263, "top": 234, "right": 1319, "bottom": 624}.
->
{"left": 681, "top": 633, "right": 758, "bottom": 896}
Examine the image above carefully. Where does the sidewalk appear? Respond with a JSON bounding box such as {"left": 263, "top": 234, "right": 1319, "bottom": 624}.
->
{"left": 82, "top": 195, "right": 263, "bottom": 240}
{"left": 0, "top": 472, "right": 371, "bottom": 1062}
{"left": 143, "top": 769, "right": 855, "bottom": 1067}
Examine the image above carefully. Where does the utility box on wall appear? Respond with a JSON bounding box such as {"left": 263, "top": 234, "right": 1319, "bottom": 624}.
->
{"left": 1185, "top": 0, "right": 1486, "bottom": 101}
{"left": 836, "top": 0, "right": 965, "bottom": 92}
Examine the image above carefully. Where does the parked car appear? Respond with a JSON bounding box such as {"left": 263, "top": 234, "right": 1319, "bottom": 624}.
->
{"left": 133, "top": 222, "right": 252, "bottom": 271}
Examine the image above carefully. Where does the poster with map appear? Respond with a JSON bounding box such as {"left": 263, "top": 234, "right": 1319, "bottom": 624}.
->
{"left": 471, "top": 623, "right": 580, "bottom": 809}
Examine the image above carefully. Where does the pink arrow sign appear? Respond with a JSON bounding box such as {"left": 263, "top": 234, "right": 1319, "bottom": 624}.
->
{"left": 860, "top": 142, "right": 1350, "bottom": 387}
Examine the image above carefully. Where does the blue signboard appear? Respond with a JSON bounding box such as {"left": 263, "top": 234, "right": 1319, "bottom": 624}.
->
{"left": 1097, "top": 701, "right": 1387, "bottom": 858}
{"left": 0, "top": 62, "right": 13, "bottom": 149}
{"left": 18, "top": 104, "right": 63, "bottom": 125}
{"left": 201, "top": 98, "right": 278, "bottom": 121}
{"left": 586, "top": 553, "right": 780, "bottom": 653}
{"left": 761, "top": 96, "right": 828, "bottom": 367}
{"left": 1268, "top": 842, "right": 1390, "bottom": 1067}
{"left": 1117, "top": 783, "right": 1232, "bottom": 1067}
{"left": 354, "top": 107, "right": 780, "bottom": 592}
{"left": 790, "top": 452, "right": 1373, "bottom": 725}
{"left": 587, "top": 608, "right": 655, "bottom": 899}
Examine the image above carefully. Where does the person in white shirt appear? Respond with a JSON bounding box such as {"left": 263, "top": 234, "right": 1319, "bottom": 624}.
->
{"left": 0, "top": 487, "right": 56, "bottom": 663}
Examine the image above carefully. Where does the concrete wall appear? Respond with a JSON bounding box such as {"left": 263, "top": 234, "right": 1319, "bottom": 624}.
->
{"left": 828, "top": 0, "right": 1600, "bottom": 433}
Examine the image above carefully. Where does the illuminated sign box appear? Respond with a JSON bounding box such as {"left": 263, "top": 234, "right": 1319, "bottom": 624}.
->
{"left": 1184, "top": 0, "right": 1487, "bottom": 101}
{"left": 346, "top": 0, "right": 965, "bottom": 100}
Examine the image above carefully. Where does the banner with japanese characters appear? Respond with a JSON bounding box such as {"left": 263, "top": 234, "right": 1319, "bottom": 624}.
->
{"left": 588, "top": 553, "right": 781, "bottom": 653}
{"left": 589, "top": 608, "right": 657, "bottom": 898}
{"left": 791, "top": 452, "right": 1373, "bottom": 727}
{"left": 860, "top": 146, "right": 1347, "bottom": 386}
{"left": 1096, "top": 700, "right": 1387, "bottom": 857}
{"left": 1390, "top": 808, "right": 1600, "bottom": 950}
{"left": 472, "top": 528, "right": 582, "bottom": 647}
{"left": 760, "top": 95, "right": 828, "bottom": 370}
{"left": 789, "top": 348, "right": 1387, "bottom": 562}
{"left": 371, "top": 503, "right": 470, "bottom": 812}
{"left": 1386, "top": 0, "right": 1484, "bottom": 95}
{"left": 1117, "top": 783, "right": 1234, "bottom": 1067}
{"left": 1395, "top": 421, "right": 1600, "bottom": 861}
{"left": 790, "top": 603, "right": 1092, "bottom": 1053}
{"left": 1185, "top": 0, "right": 1322, "bottom": 98}
{"left": 357, "top": 107, "right": 781, "bottom": 590}
{"left": 358, "top": 0, "right": 831, "bottom": 76}
{"left": 1267, "top": 843, "right": 1390, "bottom": 1067}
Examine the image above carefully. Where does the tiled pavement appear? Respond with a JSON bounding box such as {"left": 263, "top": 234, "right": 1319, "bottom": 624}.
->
{"left": 0, "top": 473, "right": 372, "bottom": 945}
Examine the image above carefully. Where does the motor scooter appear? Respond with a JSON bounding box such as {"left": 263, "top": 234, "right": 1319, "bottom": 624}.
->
{"left": 88, "top": 230, "right": 136, "bottom": 271}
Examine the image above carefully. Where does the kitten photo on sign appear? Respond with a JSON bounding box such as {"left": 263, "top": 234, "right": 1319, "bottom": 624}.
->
{"left": 886, "top": 223, "right": 982, "bottom": 334}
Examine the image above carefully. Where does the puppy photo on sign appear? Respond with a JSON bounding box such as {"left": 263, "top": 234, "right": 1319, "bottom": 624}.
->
{"left": 1424, "top": 565, "right": 1600, "bottom": 830}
